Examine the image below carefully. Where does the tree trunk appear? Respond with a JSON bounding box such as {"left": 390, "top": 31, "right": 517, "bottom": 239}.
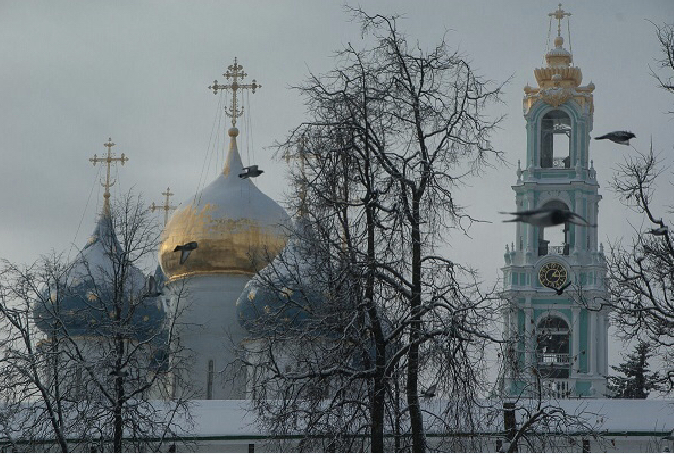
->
{"left": 408, "top": 198, "right": 425, "bottom": 452}
{"left": 361, "top": 98, "right": 387, "bottom": 451}
{"left": 367, "top": 202, "right": 386, "bottom": 452}
{"left": 113, "top": 328, "right": 124, "bottom": 452}
{"left": 50, "top": 330, "right": 69, "bottom": 452}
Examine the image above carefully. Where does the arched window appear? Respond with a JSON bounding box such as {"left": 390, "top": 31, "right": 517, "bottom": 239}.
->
{"left": 541, "top": 111, "right": 571, "bottom": 169}
{"left": 536, "top": 316, "right": 570, "bottom": 379}
{"left": 537, "top": 201, "right": 571, "bottom": 256}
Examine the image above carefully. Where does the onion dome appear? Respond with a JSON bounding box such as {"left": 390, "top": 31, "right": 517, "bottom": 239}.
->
{"left": 534, "top": 34, "right": 582, "bottom": 89}
{"left": 236, "top": 220, "right": 323, "bottom": 335}
{"left": 159, "top": 127, "right": 289, "bottom": 279}
{"left": 33, "top": 214, "right": 165, "bottom": 340}
{"left": 523, "top": 5, "right": 594, "bottom": 115}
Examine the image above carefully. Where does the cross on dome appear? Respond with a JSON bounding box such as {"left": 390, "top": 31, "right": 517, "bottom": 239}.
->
{"left": 89, "top": 138, "right": 128, "bottom": 217}
{"left": 208, "top": 57, "right": 261, "bottom": 128}
{"left": 150, "top": 187, "right": 177, "bottom": 226}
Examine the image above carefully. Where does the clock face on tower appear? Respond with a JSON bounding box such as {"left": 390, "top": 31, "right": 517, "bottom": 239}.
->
{"left": 539, "top": 262, "right": 568, "bottom": 289}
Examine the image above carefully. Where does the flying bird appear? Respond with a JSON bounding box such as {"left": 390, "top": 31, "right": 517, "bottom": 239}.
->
{"left": 645, "top": 226, "right": 668, "bottom": 236}
{"left": 421, "top": 384, "right": 437, "bottom": 398}
{"left": 594, "top": 131, "right": 635, "bottom": 145}
{"left": 555, "top": 281, "right": 572, "bottom": 296}
{"left": 238, "top": 165, "right": 264, "bottom": 179}
{"left": 109, "top": 369, "right": 129, "bottom": 378}
{"left": 500, "top": 208, "right": 591, "bottom": 228}
{"left": 174, "top": 241, "right": 198, "bottom": 264}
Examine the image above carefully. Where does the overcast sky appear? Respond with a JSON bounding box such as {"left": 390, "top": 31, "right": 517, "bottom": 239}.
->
{"left": 1, "top": 1, "right": 673, "bottom": 360}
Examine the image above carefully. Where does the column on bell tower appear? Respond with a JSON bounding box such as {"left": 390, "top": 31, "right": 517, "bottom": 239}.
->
{"left": 502, "top": 4, "right": 609, "bottom": 399}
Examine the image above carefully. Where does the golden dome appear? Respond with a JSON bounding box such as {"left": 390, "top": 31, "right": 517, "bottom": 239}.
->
{"left": 534, "top": 35, "right": 582, "bottom": 89}
{"left": 523, "top": 5, "right": 594, "bottom": 115}
{"left": 159, "top": 128, "right": 289, "bottom": 280}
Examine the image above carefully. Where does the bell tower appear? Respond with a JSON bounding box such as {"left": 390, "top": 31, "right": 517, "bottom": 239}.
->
{"left": 502, "top": 5, "right": 609, "bottom": 398}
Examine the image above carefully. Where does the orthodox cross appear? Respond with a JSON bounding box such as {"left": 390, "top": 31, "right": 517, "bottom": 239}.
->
{"left": 89, "top": 138, "right": 128, "bottom": 216}
{"left": 150, "top": 187, "right": 177, "bottom": 226}
{"left": 549, "top": 4, "right": 571, "bottom": 37}
{"left": 208, "top": 57, "right": 261, "bottom": 128}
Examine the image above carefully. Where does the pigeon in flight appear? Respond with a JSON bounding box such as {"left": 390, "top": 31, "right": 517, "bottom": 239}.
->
{"left": 594, "top": 131, "right": 635, "bottom": 145}
{"left": 421, "top": 384, "right": 437, "bottom": 398}
{"left": 238, "top": 165, "right": 264, "bottom": 179}
{"left": 646, "top": 226, "right": 668, "bottom": 236}
{"left": 109, "top": 369, "right": 129, "bottom": 378}
{"left": 501, "top": 208, "right": 591, "bottom": 228}
{"left": 554, "top": 281, "right": 572, "bottom": 296}
{"left": 540, "top": 279, "right": 571, "bottom": 295}
{"left": 174, "top": 241, "right": 198, "bottom": 264}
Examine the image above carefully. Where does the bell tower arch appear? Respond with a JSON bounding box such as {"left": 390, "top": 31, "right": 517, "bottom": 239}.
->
{"left": 502, "top": 4, "right": 609, "bottom": 399}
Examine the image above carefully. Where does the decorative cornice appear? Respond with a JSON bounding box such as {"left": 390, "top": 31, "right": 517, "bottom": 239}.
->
{"left": 540, "top": 87, "right": 574, "bottom": 107}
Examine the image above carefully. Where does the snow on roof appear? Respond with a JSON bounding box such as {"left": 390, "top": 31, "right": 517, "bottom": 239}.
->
{"left": 183, "top": 399, "right": 674, "bottom": 438}
{"left": 2, "top": 399, "right": 671, "bottom": 442}
{"left": 554, "top": 399, "right": 674, "bottom": 433}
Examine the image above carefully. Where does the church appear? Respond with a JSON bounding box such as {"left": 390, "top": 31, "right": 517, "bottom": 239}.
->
{"left": 23, "top": 5, "right": 673, "bottom": 453}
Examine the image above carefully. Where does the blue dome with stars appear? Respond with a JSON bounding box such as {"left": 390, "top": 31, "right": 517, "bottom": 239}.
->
{"left": 236, "top": 221, "right": 324, "bottom": 335}
{"left": 33, "top": 214, "right": 166, "bottom": 341}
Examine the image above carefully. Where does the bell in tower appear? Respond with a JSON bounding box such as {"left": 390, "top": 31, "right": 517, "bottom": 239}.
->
{"left": 502, "top": 4, "right": 609, "bottom": 399}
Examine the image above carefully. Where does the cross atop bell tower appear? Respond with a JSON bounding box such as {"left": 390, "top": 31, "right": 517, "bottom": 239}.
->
{"left": 549, "top": 3, "right": 571, "bottom": 38}
{"left": 208, "top": 57, "right": 261, "bottom": 128}
{"left": 89, "top": 138, "right": 128, "bottom": 217}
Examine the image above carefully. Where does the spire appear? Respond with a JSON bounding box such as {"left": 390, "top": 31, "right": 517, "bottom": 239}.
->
{"left": 150, "top": 187, "right": 177, "bottom": 226}
{"left": 523, "top": 4, "right": 594, "bottom": 114}
{"left": 208, "top": 58, "right": 262, "bottom": 174}
{"left": 89, "top": 138, "right": 128, "bottom": 217}
{"left": 222, "top": 127, "right": 245, "bottom": 177}
{"left": 542, "top": 3, "right": 574, "bottom": 75}
{"left": 549, "top": 4, "right": 571, "bottom": 40}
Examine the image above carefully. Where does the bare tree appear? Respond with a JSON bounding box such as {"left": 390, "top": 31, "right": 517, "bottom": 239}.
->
{"left": 0, "top": 193, "right": 192, "bottom": 452}
{"left": 237, "top": 8, "right": 505, "bottom": 453}
{"left": 649, "top": 21, "right": 674, "bottom": 113}
{"left": 601, "top": 21, "right": 674, "bottom": 396}
{"left": 606, "top": 145, "right": 674, "bottom": 392}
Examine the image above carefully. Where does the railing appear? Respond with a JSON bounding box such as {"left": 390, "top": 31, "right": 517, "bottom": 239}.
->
{"left": 537, "top": 353, "right": 571, "bottom": 365}
{"left": 538, "top": 243, "right": 569, "bottom": 256}
{"left": 549, "top": 245, "right": 568, "bottom": 255}
{"left": 552, "top": 157, "right": 570, "bottom": 169}
{"left": 543, "top": 379, "right": 573, "bottom": 399}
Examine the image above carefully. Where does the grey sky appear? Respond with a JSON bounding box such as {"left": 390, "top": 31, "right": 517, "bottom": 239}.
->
{"left": 1, "top": 0, "right": 673, "bottom": 331}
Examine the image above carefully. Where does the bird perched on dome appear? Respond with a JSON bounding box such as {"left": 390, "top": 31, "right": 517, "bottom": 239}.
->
{"left": 174, "top": 241, "right": 198, "bottom": 264}
{"left": 500, "top": 208, "right": 592, "bottom": 227}
{"left": 594, "top": 131, "right": 635, "bottom": 145}
{"left": 239, "top": 165, "right": 263, "bottom": 179}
